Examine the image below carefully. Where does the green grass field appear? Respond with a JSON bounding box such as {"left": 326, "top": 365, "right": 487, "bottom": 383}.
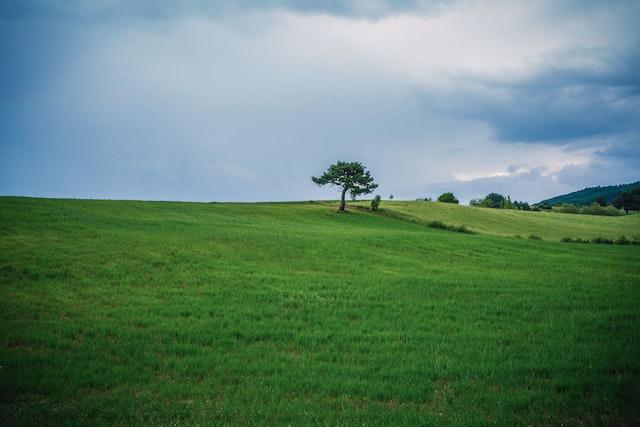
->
{"left": 357, "top": 200, "right": 640, "bottom": 240}
{"left": 1, "top": 197, "right": 639, "bottom": 425}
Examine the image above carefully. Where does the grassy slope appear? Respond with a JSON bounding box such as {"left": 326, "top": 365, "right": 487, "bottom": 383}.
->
{"left": 1, "top": 197, "right": 639, "bottom": 425}
{"left": 363, "top": 200, "right": 640, "bottom": 240}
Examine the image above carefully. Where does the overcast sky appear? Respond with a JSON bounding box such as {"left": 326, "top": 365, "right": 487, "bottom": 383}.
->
{"left": 1, "top": 0, "right": 639, "bottom": 203}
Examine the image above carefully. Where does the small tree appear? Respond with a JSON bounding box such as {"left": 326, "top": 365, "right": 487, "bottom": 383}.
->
{"left": 389, "top": 194, "right": 394, "bottom": 200}
{"left": 370, "top": 194, "right": 382, "bottom": 211}
{"left": 312, "top": 161, "right": 378, "bottom": 212}
{"left": 437, "top": 192, "right": 459, "bottom": 204}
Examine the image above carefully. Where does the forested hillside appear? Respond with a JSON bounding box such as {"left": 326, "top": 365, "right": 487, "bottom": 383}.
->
{"left": 537, "top": 181, "right": 640, "bottom": 206}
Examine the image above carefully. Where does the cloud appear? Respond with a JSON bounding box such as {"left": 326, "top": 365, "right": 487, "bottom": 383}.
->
{"left": 418, "top": 44, "right": 640, "bottom": 143}
{"left": 0, "top": 0, "right": 457, "bottom": 21}
{"left": 0, "top": 1, "right": 638, "bottom": 203}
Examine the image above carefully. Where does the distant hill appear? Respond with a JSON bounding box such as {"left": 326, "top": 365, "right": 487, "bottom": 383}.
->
{"left": 537, "top": 181, "right": 640, "bottom": 206}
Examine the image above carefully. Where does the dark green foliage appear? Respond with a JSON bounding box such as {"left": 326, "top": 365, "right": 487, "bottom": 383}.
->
{"left": 591, "top": 236, "right": 614, "bottom": 244}
{"left": 528, "top": 234, "right": 542, "bottom": 240}
{"left": 427, "top": 220, "right": 474, "bottom": 233}
{"left": 613, "top": 187, "right": 640, "bottom": 213}
{"left": 553, "top": 202, "right": 625, "bottom": 216}
{"left": 389, "top": 194, "right": 394, "bottom": 200}
{"left": 560, "top": 235, "right": 639, "bottom": 245}
{"left": 554, "top": 203, "right": 580, "bottom": 214}
{"left": 537, "top": 181, "right": 640, "bottom": 206}
{"left": 470, "top": 193, "right": 531, "bottom": 210}
{"left": 617, "top": 236, "right": 630, "bottom": 245}
{"left": 437, "top": 192, "right": 459, "bottom": 204}
{"left": 370, "top": 194, "right": 381, "bottom": 211}
{"left": 485, "top": 193, "right": 505, "bottom": 208}
{"left": 312, "top": 161, "right": 377, "bottom": 211}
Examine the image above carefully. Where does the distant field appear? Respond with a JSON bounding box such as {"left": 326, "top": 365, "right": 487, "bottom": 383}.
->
{"left": 1, "top": 197, "right": 639, "bottom": 425}
{"left": 360, "top": 200, "right": 640, "bottom": 240}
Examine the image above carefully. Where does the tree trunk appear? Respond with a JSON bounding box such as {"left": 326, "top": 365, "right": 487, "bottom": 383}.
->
{"left": 339, "top": 187, "right": 348, "bottom": 212}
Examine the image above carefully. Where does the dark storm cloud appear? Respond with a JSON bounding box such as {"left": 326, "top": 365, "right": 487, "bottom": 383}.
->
{"left": 422, "top": 44, "right": 640, "bottom": 143}
{"left": 0, "top": 0, "right": 455, "bottom": 21}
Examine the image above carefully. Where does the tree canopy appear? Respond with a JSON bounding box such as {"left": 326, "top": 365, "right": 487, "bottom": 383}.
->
{"left": 437, "top": 192, "right": 459, "bottom": 204}
{"left": 312, "top": 161, "right": 378, "bottom": 211}
{"left": 612, "top": 187, "right": 640, "bottom": 213}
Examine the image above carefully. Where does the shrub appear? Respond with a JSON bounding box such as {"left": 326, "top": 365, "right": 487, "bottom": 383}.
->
{"left": 591, "top": 237, "right": 613, "bottom": 244}
{"left": 437, "top": 192, "right": 459, "bottom": 204}
{"left": 426, "top": 220, "right": 474, "bottom": 234}
{"left": 428, "top": 220, "right": 448, "bottom": 230}
{"left": 528, "top": 234, "right": 542, "bottom": 240}
{"left": 552, "top": 202, "right": 624, "bottom": 216}
{"left": 580, "top": 203, "right": 625, "bottom": 216}
{"left": 617, "top": 236, "right": 630, "bottom": 245}
{"left": 553, "top": 203, "right": 580, "bottom": 214}
{"left": 370, "top": 194, "right": 381, "bottom": 211}
{"left": 454, "top": 225, "right": 473, "bottom": 234}
{"left": 531, "top": 206, "right": 541, "bottom": 212}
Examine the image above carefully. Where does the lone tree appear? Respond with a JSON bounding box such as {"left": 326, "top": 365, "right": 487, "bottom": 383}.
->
{"left": 312, "top": 161, "right": 378, "bottom": 212}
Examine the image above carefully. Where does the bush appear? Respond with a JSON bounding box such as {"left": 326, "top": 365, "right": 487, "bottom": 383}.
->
{"left": 454, "top": 225, "right": 471, "bottom": 234}
{"left": 427, "top": 220, "right": 474, "bottom": 234}
{"left": 580, "top": 203, "right": 625, "bottom": 216}
{"left": 561, "top": 235, "right": 636, "bottom": 245}
{"left": 370, "top": 194, "right": 381, "bottom": 211}
{"left": 553, "top": 203, "right": 580, "bottom": 214}
{"left": 528, "top": 234, "right": 542, "bottom": 240}
{"left": 531, "top": 206, "right": 541, "bottom": 212}
{"left": 591, "top": 237, "right": 613, "bottom": 244}
{"left": 428, "top": 220, "right": 448, "bottom": 230}
{"left": 437, "top": 192, "right": 459, "bottom": 204}
{"left": 617, "top": 236, "right": 630, "bottom": 245}
{"left": 561, "top": 237, "right": 588, "bottom": 243}
{"left": 553, "top": 202, "right": 625, "bottom": 216}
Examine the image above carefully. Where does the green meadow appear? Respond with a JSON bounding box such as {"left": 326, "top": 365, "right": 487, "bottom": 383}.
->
{"left": 1, "top": 196, "right": 639, "bottom": 425}
{"left": 357, "top": 200, "right": 640, "bottom": 240}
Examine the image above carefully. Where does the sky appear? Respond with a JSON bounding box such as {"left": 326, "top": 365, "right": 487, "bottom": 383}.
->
{"left": 1, "top": 0, "right": 639, "bottom": 203}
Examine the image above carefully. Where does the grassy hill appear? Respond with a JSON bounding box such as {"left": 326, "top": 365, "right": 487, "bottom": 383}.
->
{"left": 537, "top": 181, "right": 640, "bottom": 206}
{"left": 1, "top": 197, "right": 639, "bottom": 425}
{"left": 358, "top": 200, "right": 640, "bottom": 241}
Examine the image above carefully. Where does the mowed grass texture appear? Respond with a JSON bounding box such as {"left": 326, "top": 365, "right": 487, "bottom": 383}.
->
{"left": 1, "top": 197, "right": 639, "bottom": 425}
{"left": 361, "top": 200, "right": 640, "bottom": 240}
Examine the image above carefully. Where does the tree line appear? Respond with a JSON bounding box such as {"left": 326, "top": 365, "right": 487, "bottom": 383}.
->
{"left": 311, "top": 161, "right": 639, "bottom": 214}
